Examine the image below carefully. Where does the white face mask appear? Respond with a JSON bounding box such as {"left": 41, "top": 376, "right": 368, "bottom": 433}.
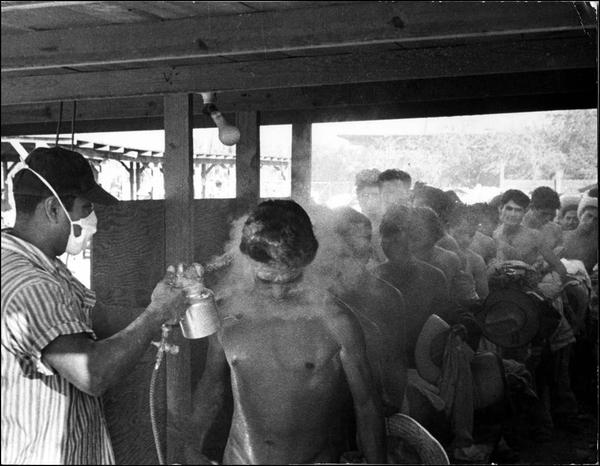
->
{"left": 10, "top": 161, "right": 97, "bottom": 256}
{"left": 65, "top": 210, "right": 97, "bottom": 255}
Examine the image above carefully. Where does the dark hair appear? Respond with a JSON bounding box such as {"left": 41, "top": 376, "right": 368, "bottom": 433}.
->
{"left": 410, "top": 206, "right": 444, "bottom": 243}
{"left": 378, "top": 169, "right": 412, "bottom": 187}
{"left": 379, "top": 204, "right": 412, "bottom": 238}
{"left": 530, "top": 186, "right": 560, "bottom": 210}
{"left": 559, "top": 204, "right": 579, "bottom": 217}
{"left": 500, "top": 189, "right": 530, "bottom": 209}
{"left": 413, "top": 184, "right": 453, "bottom": 223}
{"left": 240, "top": 200, "right": 318, "bottom": 269}
{"left": 13, "top": 193, "right": 76, "bottom": 216}
{"left": 332, "top": 207, "right": 372, "bottom": 238}
{"left": 355, "top": 169, "right": 381, "bottom": 193}
{"left": 470, "top": 202, "right": 500, "bottom": 226}
{"left": 447, "top": 204, "right": 480, "bottom": 230}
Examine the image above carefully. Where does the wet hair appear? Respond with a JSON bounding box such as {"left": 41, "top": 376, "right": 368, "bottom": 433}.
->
{"left": 240, "top": 200, "right": 318, "bottom": 269}
{"left": 355, "top": 169, "right": 381, "bottom": 193}
{"left": 530, "top": 186, "right": 560, "bottom": 210}
{"left": 332, "top": 207, "right": 372, "bottom": 238}
{"left": 378, "top": 169, "right": 412, "bottom": 188}
{"left": 410, "top": 206, "right": 444, "bottom": 243}
{"left": 379, "top": 204, "right": 412, "bottom": 238}
{"left": 500, "top": 189, "right": 530, "bottom": 209}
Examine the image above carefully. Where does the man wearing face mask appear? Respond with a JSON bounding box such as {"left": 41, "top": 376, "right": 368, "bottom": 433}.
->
{"left": 1, "top": 147, "right": 188, "bottom": 465}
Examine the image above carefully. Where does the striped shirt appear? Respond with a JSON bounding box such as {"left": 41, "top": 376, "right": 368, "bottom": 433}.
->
{"left": 1, "top": 230, "right": 115, "bottom": 465}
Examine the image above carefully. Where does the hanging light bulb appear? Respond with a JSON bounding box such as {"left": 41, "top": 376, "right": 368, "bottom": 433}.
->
{"left": 200, "top": 92, "right": 241, "bottom": 146}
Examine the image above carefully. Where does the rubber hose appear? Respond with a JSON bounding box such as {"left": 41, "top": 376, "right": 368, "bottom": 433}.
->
{"left": 150, "top": 345, "right": 166, "bottom": 465}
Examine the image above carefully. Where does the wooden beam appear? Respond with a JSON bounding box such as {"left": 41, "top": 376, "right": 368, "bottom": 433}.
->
{"left": 2, "top": 2, "right": 595, "bottom": 72}
{"left": 1, "top": 89, "right": 596, "bottom": 137}
{"left": 291, "top": 121, "right": 312, "bottom": 204}
{"left": 2, "top": 35, "right": 596, "bottom": 105}
{"left": 235, "top": 111, "right": 260, "bottom": 203}
{"left": 1, "top": 1, "right": 100, "bottom": 11}
{"left": 162, "top": 93, "right": 193, "bottom": 466}
{"left": 1, "top": 68, "right": 595, "bottom": 126}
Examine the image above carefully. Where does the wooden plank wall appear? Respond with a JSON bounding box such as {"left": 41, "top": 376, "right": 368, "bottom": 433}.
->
{"left": 92, "top": 200, "right": 166, "bottom": 465}
{"left": 92, "top": 198, "right": 239, "bottom": 464}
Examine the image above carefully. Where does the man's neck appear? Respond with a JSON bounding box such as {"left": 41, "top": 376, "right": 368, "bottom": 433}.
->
{"left": 253, "top": 273, "right": 304, "bottom": 301}
{"left": 10, "top": 222, "right": 57, "bottom": 259}
{"left": 501, "top": 223, "right": 522, "bottom": 236}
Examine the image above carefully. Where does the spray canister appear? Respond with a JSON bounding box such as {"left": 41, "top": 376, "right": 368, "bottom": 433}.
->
{"left": 180, "top": 285, "right": 219, "bottom": 339}
{"left": 178, "top": 264, "right": 220, "bottom": 339}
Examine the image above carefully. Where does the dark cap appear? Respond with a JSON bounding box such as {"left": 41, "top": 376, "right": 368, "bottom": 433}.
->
{"left": 12, "top": 146, "right": 118, "bottom": 205}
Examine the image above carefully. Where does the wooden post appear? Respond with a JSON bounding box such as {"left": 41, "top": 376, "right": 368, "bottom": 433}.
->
{"left": 128, "top": 161, "right": 136, "bottom": 200}
{"left": 163, "top": 93, "right": 194, "bottom": 465}
{"left": 291, "top": 121, "right": 312, "bottom": 204}
{"left": 236, "top": 111, "right": 260, "bottom": 205}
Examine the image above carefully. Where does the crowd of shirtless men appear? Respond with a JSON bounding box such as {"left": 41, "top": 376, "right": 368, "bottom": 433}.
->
{"left": 184, "top": 168, "right": 598, "bottom": 464}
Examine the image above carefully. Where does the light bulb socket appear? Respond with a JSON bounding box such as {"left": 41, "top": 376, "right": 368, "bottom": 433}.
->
{"left": 202, "top": 102, "right": 218, "bottom": 116}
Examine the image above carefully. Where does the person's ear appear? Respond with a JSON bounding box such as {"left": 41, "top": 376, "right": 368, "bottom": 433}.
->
{"left": 42, "top": 197, "right": 63, "bottom": 224}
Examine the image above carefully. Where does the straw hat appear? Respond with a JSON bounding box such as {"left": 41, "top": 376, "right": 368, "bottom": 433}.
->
{"left": 477, "top": 287, "right": 540, "bottom": 348}
{"left": 386, "top": 413, "right": 450, "bottom": 465}
{"left": 415, "top": 314, "right": 450, "bottom": 385}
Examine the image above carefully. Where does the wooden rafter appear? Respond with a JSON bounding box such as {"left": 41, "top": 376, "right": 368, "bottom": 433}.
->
{"left": 2, "top": 35, "right": 596, "bottom": 105}
{"left": 1, "top": 68, "right": 595, "bottom": 127}
{"left": 2, "top": 2, "right": 595, "bottom": 72}
{"left": 0, "top": 137, "right": 289, "bottom": 168}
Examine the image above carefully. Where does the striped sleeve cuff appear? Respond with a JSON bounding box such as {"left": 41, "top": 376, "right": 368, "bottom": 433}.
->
{"left": 33, "top": 321, "right": 95, "bottom": 376}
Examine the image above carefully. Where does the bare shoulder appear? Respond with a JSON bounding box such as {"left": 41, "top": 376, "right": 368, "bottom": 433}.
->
{"left": 317, "top": 290, "right": 366, "bottom": 347}
{"left": 416, "top": 258, "right": 446, "bottom": 280}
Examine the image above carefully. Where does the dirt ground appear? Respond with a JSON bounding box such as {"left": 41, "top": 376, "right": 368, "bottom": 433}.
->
{"left": 503, "top": 402, "right": 598, "bottom": 465}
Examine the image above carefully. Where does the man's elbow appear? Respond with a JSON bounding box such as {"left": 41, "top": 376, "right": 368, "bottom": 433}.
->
{"left": 75, "top": 372, "right": 109, "bottom": 398}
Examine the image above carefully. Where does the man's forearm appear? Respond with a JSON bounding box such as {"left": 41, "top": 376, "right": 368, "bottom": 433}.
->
{"left": 90, "top": 306, "right": 165, "bottom": 395}
{"left": 356, "top": 399, "right": 387, "bottom": 463}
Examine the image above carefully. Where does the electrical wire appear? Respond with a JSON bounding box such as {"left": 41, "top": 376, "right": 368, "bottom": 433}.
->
{"left": 55, "top": 101, "right": 63, "bottom": 146}
{"left": 71, "top": 101, "right": 77, "bottom": 150}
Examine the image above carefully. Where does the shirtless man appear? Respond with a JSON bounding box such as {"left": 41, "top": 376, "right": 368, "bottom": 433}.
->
{"left": 371, "top": 206, "right": 480, "bottom": 460}
{"left": 447, "top": 205, "right": 489, "bottom": 300}
{"left": 186, "top": 200, "right": 386, "bottom": 465}
{"left": 469, "top": 202, "right": 498, "bottom": 265}
{"left": 354, "top": 169, "right": 385, "bottom": 264}
{"left": 409, "top": 206, "right": 478, "bottom": 306}
{"left": 493, "top": 189, "right": 567, "bottom": 278}
{"left": 523, "top": 186, "right": 563, "bottom": 251}
{"left": 558, "top": 193, "right": 598, "bottom": 273}
{"left": 372, "top": 205, "right": 454, "bottom": 367}
{"left": 329, "top": 207, "right": 407, "bottom": 413}
{"left": 412, "top": 184, "right": 462, "bottom": 255}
